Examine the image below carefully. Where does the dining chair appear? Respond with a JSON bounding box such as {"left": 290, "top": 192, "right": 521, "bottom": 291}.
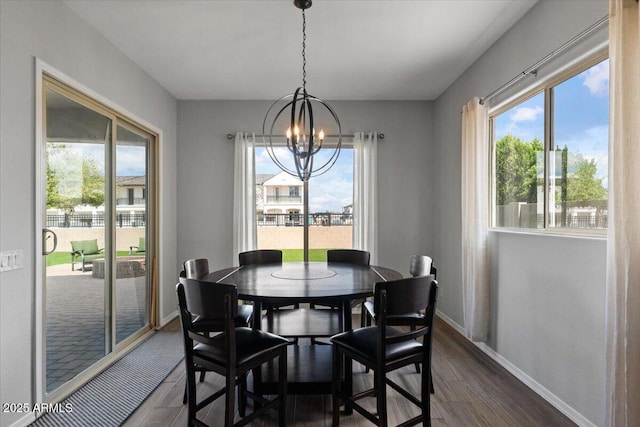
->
{"left": 310, "top": 249, "right": 371, "bottom": 344}
{"left": 238, "top": 249, "right": 283, "bottom": 266}
{"left": 183, "top": 258, "right": 254, "bottom": 326}
{"left": 327, "top": 249, "right": 371, "bottom": 265}
{"left": 362, "top": 255, "right": 437, "bottom": 381}
{"left": 239, "top": 250, "right": 299, "bottom": 312}
{"left": 331, "top": 275, "right": 438, "bottom": 427}
{"left": 313, "top": 249, "right": 370, "bottom": 311}
{"left": 177, "top": 277, "right": 288, "bottom": 427}
{"left": 181, "top": 258, "right": 254, "bottom": 405}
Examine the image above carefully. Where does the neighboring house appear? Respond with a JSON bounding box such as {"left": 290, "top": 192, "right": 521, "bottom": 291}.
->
{"left": 115, "top": 176, "right": 146, "bottom": 214}
{"left": 261, "top": 171, "right": 304, "bottom": 215}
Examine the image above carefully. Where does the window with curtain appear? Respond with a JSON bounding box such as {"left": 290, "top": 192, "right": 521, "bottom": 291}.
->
{"left": 254, "top": 144, "right": 354, "bottom": 261}
{"left": 490, "top": 57, "right": 609, "bottom": 233}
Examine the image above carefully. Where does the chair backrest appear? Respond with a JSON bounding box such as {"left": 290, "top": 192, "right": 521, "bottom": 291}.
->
{"left": 71, "top": 239, "right": 100, "bottom": 255}
{"left": 239, "top": 249, "right": 282, "bottom": 266}
{"left": 373, "top": 275, "right": 438, "bottom": 359}
{"left": 183, "top": 258, "right": 210, "bottom": 279}
{"left": 409, "top": 255, "right": 437, "bottom": 278}
{"left": 177, "top": 276, "right": 238, "bottom": 325}
{"left": 137, "top": 237, "right": 146, "bottom": 252}
{"left": 327, "top": 249, "right": 370, "bottom": 266}
{"left": 374, "top": 275, "right": 436, "bottom": 324}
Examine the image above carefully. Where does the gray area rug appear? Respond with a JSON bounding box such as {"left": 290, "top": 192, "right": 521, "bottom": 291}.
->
{"left": 32, "top": 330, "right": 183, "bottom": 427}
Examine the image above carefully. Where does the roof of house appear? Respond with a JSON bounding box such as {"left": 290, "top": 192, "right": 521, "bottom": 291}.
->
{"left": 263, "top": 171, "right": 303, "bottom": 186}
{"left": 116, "top": 176, "right": 146, "bottom": 186}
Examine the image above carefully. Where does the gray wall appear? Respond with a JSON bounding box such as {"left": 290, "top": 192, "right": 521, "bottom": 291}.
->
{"left": 432, "top": 0, "right": 608, "bottom": 425}
{"left": 177, "top": 100, "right": 434, "bottom": 275}
{"left": 0, "top": 2, "right": 178, "bottom": 425}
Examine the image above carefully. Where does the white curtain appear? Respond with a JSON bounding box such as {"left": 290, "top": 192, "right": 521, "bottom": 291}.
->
{"left": 353, "top": 132, "right": 378, "bottom": 265}
{"left": 605, "top": 1, "right": 640, "bottom": 426}
{"left": 461, "top": 97, "right": 490, "bottom": 342}
{"left": 233, "top": 132, "right": 257, "bottom": 260}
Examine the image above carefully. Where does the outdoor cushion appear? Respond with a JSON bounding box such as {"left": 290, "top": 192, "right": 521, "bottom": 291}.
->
{"left": 137, "top": 237, "right": 145, "bottom": 252}
{"left": 71, "top": 239, "right": 100, "bottom": 255}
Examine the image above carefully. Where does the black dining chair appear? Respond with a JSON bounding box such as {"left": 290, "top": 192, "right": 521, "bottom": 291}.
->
{"left": 331, "top": 275, "right": 438, "bottom": 427}
{"left": 327, "top": 249, "right": 371, "bottom": 265}
{"left": 362, "top": 255, "right": 437, "bottom": 379}
{"left": 180, "top": 258, "right": 255, "bottom": 404}
{"left": 239, "top": 250, "right": 299, "bottom": 312}
{"left": 312, "top": 249, "right": 370, "bottom": 311}
{"left": 184, "top": 258, "right": 254, "bottom": 326}
{"left": 177, "top": 277, "right": 288, "bottom": 427}
{"left": 238, "top": 249, "right": 283, "bottom": 266}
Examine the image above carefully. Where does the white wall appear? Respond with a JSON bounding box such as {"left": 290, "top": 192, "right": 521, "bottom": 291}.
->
{"left": 432, "top": 0, "right": 608, "bottom": 425}
{"left": 177, "top": 100, "right": 434, "bottom": 275}
{"left": 0, "top": 2, "right": 177, "bottom": 426}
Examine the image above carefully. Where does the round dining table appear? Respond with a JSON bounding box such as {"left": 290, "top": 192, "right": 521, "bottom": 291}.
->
{"left": 203, "top": 261, "right": 402, "bottom": 395}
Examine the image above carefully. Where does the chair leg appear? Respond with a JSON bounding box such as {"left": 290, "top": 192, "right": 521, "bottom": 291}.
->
{"left": 429, "top": 368, "right": 434, "bottom": 394}
{"left": 375, "top": 368, "right": 388, "bottom": 427}
{"left": 415, "top": 362, "right": 421, "bottom": 373}
{"left": 422, "top": 362, "right": 432, "bottom": 427}
{"left": 224, "top": 373, "right": 236, "bottom": 427}
{"left": 332, "top": 346, "right": 342, "bottom": 427}
{"left": 199, "top": 371, "right": 206, "bottom": 382}
{"left": 238, "top": 372, "right": 247, "bottom": 417}
{"left": 278, "top": 347, "right": 288, "bottom": 427}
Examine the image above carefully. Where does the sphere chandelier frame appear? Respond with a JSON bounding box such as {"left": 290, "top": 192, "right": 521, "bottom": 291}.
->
{"left": 262, "top": 0, "right": 342, "bottom": 183}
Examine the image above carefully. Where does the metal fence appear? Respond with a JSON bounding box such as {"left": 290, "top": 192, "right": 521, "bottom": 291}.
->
{"left": 258, "top": 212, "right": 353, "bottom": 227}
{"left": 496, "top": 202, "right": 607, "bottom": 230}
{"left": 46, "top": 213, "right": 146, "bottom": 228}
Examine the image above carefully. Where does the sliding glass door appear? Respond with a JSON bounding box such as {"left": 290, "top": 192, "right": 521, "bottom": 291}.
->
{"left": 41, "top": 76, "right": 156, "bottom": 399}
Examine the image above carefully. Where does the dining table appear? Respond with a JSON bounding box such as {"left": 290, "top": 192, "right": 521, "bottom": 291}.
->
{"left": 204, "top": 261, "right": 402, "bottom": 395}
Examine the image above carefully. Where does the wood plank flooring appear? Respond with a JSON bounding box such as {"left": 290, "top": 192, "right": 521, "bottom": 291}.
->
{"left": 123, "top": 317, "right": 576, "bottom": 427}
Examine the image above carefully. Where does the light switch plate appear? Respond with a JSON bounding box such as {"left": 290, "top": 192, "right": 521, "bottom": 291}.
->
{"left": 0, "top": 250, "right": 23, "bottom": 272}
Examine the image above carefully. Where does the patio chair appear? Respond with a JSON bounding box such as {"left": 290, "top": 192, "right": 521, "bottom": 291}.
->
{"left": 128, "top": 237, "right": 145, "bottom": 255}
{"left": 70, "top": 239, "right": 104, "bottom": 272}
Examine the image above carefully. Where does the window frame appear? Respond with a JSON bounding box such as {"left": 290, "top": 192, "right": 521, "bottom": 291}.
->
{"left": 489, "top": 52, "right": 609, "bottom": 237}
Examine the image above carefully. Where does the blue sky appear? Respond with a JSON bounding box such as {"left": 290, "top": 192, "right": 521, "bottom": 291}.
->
{"left": 494, "top": 59, "right": 609, "bottom": 186}
{"left": 256, "top": 144, "right": 353, "bottom": 212}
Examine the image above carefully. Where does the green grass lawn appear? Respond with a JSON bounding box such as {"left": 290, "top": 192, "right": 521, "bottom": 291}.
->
{"left": 281, "top": 249, "right": 328, "bottom": 262}
{"left": 46, "top": 251, "right": 132, "bottom": 267}
{"left": 47, "top": 249, "right": 331, "bottom": 266}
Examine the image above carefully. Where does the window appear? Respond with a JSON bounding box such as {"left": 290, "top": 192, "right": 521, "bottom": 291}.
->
{"left": 255, "top": 145, "right": 354, "bottom": 260}
{"left": 491, "top": 57, "right": 609, "bottom": 232}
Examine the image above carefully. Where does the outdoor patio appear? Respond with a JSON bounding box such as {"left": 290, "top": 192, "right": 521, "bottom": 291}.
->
{"left": 46, "top": 263, "right": 147, "bottom": 392}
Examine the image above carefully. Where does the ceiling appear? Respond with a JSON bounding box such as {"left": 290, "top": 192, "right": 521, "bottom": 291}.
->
{"left": 64, "top": 0, "right": 537, "bottom": 101}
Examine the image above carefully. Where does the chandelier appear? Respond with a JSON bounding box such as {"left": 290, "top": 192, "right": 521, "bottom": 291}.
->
{"left": 262, "top": 0, "right": 342, "bottom": 182}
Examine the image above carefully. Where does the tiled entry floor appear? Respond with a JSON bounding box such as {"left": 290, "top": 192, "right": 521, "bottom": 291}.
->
{"left": 45, "top": 263, "right": 147, "bottom": 392}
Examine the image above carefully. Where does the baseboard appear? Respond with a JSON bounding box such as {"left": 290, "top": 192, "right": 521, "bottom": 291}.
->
{"left": 435, "top": 312, "right": 597, "bottom": 427}
{"left": 159, "top": 310, "right": 178, "bottom": 328}
{"left": 6, "top": 411, "right": 36, "bottom": 427}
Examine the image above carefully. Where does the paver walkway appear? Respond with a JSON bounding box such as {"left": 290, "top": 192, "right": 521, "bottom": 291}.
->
{"left": 46, "top": 263, "right": 147, "bottom": 391}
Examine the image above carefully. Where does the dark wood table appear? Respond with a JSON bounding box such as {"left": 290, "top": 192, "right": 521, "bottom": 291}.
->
{"left": 204, "top": 262, "right": 401, "bottom": 395}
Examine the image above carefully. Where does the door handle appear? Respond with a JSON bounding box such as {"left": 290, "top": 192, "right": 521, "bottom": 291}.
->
{"left": 43, "top": 228, "right": 58, "bottom": 255}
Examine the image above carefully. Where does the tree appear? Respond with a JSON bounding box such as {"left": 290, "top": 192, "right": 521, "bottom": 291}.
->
{"left": 495, "top": 135, "right": 543, "bottom": 206}
{"left": 46, "top": 144, "right": 105, "bottom": 216}
{"left": 565, "top": 155, "right": 607, "bottom": 203}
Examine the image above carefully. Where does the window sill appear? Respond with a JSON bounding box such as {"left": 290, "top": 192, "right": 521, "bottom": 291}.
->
{"left": 488, "top": 227, "right": 606, "bottom": 241}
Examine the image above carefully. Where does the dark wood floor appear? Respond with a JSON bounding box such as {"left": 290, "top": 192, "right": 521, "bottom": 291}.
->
{"left": 123, "top": 317, "right": 576, "bottom": 427}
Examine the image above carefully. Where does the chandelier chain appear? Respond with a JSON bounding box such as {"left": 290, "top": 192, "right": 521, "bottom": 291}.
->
{"left": 302, "top": 9, "right": 306, "bottom": 91}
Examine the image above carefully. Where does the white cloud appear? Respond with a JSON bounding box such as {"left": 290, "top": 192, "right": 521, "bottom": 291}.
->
{"left": 581, "top": 61, "right": 609, "bottom": 97}
{"left": 510, "top": 105, "right": 543, "bottom": 123}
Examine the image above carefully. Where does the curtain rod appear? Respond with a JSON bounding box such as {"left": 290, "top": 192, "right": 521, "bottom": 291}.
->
{"left": 226, "top": 132, "right": 385, "bottom": 140}
{"left": 479, "top": 15, "right": 608, "bottom": 105}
